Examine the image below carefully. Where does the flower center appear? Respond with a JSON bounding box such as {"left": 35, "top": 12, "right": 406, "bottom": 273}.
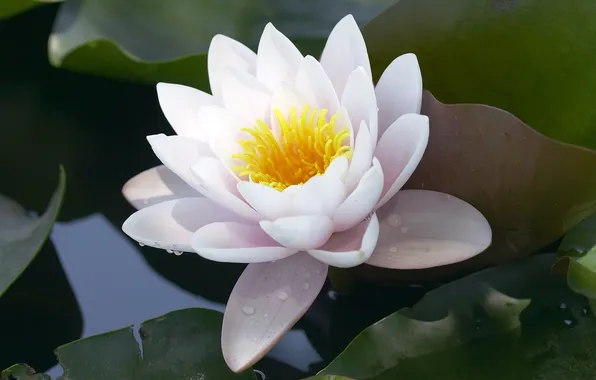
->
{"left": 232, "top": 105, "right": 352, "bottom": 191}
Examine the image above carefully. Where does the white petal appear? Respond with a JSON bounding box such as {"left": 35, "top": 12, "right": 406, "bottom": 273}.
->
{"left": 237, "top": 182, "right": 291, "bottom": 220}
{"left": 320, "top": 15, "right": 372, "bottom": 97}
{"left": 122, "top": 197, "right": 242, "bottom": 252}
{"left": 333, "top": 158, "right": 383, "bottom": 232}
{"left": 191, "top": 222, "right": 297, "bottom": 263}
{"left": 221, "top": 69, "right": 272, "bottom": 123}
{"left": 222, "top": 253, "right": 327, "bottom": 373}
{"left": 375, "top": 114, "right": 429, "bottom": 208}
{"left": 376, "top": 53, "right": 423, "bottom": 136}
{"left": 341, "top": 66, "right": 378, "bottom": 147}
{"left": 257, "top": 23, "right": 303, "bottom": 93}
{"left": 323, "top": 155, "right": 349, "bottom": 181}
{"left": 190, "top": 157, "right": 260, "bottom": 221}
{"left": 208, "top": 34, "right": 257, "bottom": 99}
{"left": 196, "top": 105, "right": 247, "bottom": 146}
{"left": 344, "top": 122, "right": 373, "bottom": 193}
{"left": 308, "top": 213, "right": 379, "bottom": 268}
{"left": 260, "top": 215, "right": 333, "bottom": 250}
{"left": 295, "top": 55, "right": 340, "bottom": 113}
{"left": 147, "top": 134, "right": 214, "bottom": 192}
{"left": 291, "top": 173, "right": 347, "bottom": 216}
{"left": 156, "top": 83, "right": 214, "bottom": 140}
{"left": 122, "top": 165, "right": 199, "bottom": 210}
{"left": 367, "top": 190, "right": 492, "bottom": 269}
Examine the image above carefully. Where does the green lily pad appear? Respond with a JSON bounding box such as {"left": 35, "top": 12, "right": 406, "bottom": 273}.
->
{"left": 1, "top": 364, "right": 50, "bottom": 380}
{"left": 321, "top": 253, "right": 596, "bottom": 379}
{"left": 0, "top": 0, "right": 61, "bottom": 19}
{"left": 0, "top": 166, "right": 65, "bottom": 297}
{"left": 363, "top": 0, "right": 596, "bottom": 150}
{"left": 559, "top": 213, "right": 596, "bottom": 256}
{"left": 48, "top": 0, "right": 394, "bottom": 88}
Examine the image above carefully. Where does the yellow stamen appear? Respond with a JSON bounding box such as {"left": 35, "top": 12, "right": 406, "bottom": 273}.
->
{"left": 232, "top": 105, "right": 352, "bottom": 191}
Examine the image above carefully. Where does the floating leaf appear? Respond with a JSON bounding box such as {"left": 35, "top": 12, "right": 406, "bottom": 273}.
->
{"left": 363, "top": 0, "right": 596, "bottom": 150}
{"left": 321, "top": 254, "right": 596, "bottom": 379}
{"left": 48, "top": 0, "right": 394, "bottom": 87}
{"left": 1, "top": 364, "right": 50, "bottom": 380}
{"left": 0, "top": 0, "right": 61, "bottom": 19}
{"left": 0, "top": 166, "right": 65, "bottom": 296}
{"left": 559, "top": 212, "right": 596, "bottom": 256}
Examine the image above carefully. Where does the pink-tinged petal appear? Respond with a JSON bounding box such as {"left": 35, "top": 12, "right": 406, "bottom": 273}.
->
{"left": 345, "top": 122, "right": 373, "bottom": 193}
{"left": 374, "top": 114, "right": 429, "bottom": 209}
{"left": 222, "top": 253, "right": 327, "bottom": 373}
{"left": 122, "top": 165, "right": 198, "bottom": 210}
{"left": 191, "top": 222, "right": 297, "bottom": 263}
{"left": 376, "top": 53, "right": 423, "bottom": 136}
{"left": 367, "top": 190, "right": 492, "bottom": 269}
{"left": 260, "top": 215, "right": 333, "bottom": 250}
{"left": 221, "top": 69, "right": 272, "bottom": 123}
{"left": 295, "top": 55, "right": 340, "bottom": 113}
{"left": 237, "top": 182, "right": 291, "bottom": 220}
{"left": 320, "top": 15, "right": 372, "bottom": 98}
{"left": 333, "top": 158, "right": 383, "bottom": 232}
{"left": 122, "top": 197, "right": 242, "bottom": 252}
{"left": 190, "top": 158, "right": 260, "bottom": 221}
{"left": 147, "top": 134, "right": 214, "bottom": 192}
{"left": 257, "top": 23, "right": 303, "bottom": 93}
{"left": 208, "top": 34, "right": 257, "bottom": 99}
{"left": 291, "top": 173, "right": 347, "bottom": 216}
{"left": 156, "top": 83, "right": 214, "bottom": 140}
{"left": 308, "top": 213, "right": 379, "bottom": 268}
{"left": 340, "top": 66, "right": 378, "bottom": 147}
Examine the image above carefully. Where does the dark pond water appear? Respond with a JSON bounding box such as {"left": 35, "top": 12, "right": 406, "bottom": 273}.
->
{"left": 0, "top": 7, "right": 429, "bottom": 379}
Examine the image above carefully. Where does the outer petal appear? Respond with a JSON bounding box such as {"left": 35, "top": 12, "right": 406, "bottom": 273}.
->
{"left": 222, "top": 253, "right": 327, "bottom": 373}
{"left": 308, "top": 213, "right": 379, "bottom": 268}
{"left": 122, "top": 197, "right": 243, "bottom": 252}
{"left": 237, "top": 182, "right": 291, "bottom": 220}
{"left": 208, "top": 34, "right": 257, "bottom": 99}
{"left": 156, "top": 83, "right": 214, "bottom": 140}
{"left": 191, "top": 222, "right": 297, "bottom": 263}
{"left": 256, "top": 23, "right": 303, "bottom": 93}
{"left": 341, "top": 66, "right": 378, "bottom": 147}
{"left": 147, "top": 134, "right": 214, "bottom": 192}
{"left": 376, "top": 53, "right": 423, "bottom": 136}
{"left": 367, "top": 190, "right": 492, "bottom": 269}
{"left": 260, "top": 215, "right": 333, "bottom": 250}
{"left": 374, "top": 114, "right": 429, "bottom": 208}
{"left": 221, "top": 69, "right": 272, "bottom": 123}
{"left": 122, "top": 165, "right": 198, "bottom": 210}
{"left": 295, "top": 55, "right": 340, "bottom": 113}
{"left": 333, "top": 158, "right": 383, "bottom": 232}
{"left": 190, "top": 158, "right": 260, "bottom": 221}
{"left": 320, "top": 15, "right": 372, "bottom": 98}
{"left": 344, "top": 122, "right": 373, "bottom": 193}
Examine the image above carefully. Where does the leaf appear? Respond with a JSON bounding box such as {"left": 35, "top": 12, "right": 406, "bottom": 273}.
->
{"left": 48, "top": 0, "right": 395, "bottom": 87}
{"left": 0, "top": 0, "right": 61, "bottom": 19}
{"left": 1, "top": 364, "right": 50, "bottom": 380}
{"left": 363, "top": 0, "right": 596, "bottom": 150}
{"left": 559, "top": 213, "right": 596, "bottom": 256}
{"left": 54, "top": 308, "right": 256, "bottom": 379}
{"left": 301, "top": 377, "right": 354, "bottom": 380}
{"left": 321, "top": 253, "right": 596, "bottom": 379}
{"left": 0, "top": 166, "right": 66, "bottom": 297}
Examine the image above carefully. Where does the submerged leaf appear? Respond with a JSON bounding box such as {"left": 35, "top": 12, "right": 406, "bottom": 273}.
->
{"left": 0, "top": 0, "right": 61, "bottom": 19}
{"left": 1, "top": 364, "right": 50, "bottom": 380}
{"left": 0, "top": 166, "right": 65, "bottom": 296}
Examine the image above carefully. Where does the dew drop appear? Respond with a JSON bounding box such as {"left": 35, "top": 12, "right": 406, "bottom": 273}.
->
{"left": 389, "top": 246, "right": 398, "bottom": 253}
{"left": 302, "top": 282, "right": 310, "bottom": 290}
{"left": 166, "top": 249, "right": 173, "bottom": 254}
{"left": 400, "top": 226, "right": 409, "bottom": 234}
{"left": 582, "top": 307, "right": 590, "bottom": 316}
{"left": 388, "top": 214, "right": 402, "bottom": 227}
{"left": 277, "top": 291, "right": 289, "bottom": 301}
{"left": 139, "top": 243, "right": 145, "bottom": 247}
{"left": 242, "top": 306, "right": 255, "bottom": 315}
{"left": 564, "top": 319, "right": 574, "bottom": 326}
{"left": 142, "top": 199, "right": 149, "bottom": 205}
{"left": 173, "top": 250, "right": 183, "bottom": 256}
{"left": 560, "top": 302, "right": 568, "bottom": 310}
{"left": 254, "top": 369, "right": 266, "bottom": 380}
{"left": 263, "top": 313, "right": 269, "bottom": 318}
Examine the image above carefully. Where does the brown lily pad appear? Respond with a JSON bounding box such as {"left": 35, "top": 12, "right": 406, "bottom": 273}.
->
{"left": 355, "top": 92, "right": 596, "bottom": 282}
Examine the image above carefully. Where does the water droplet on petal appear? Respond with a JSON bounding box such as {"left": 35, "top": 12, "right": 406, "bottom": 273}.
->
{"left": 139, "top": 243, "right": 145, "bottom": 247}
{"left": 302, "top": 282, "right": 310, "bottom": 290}
{"left": 263, "top": 313, "right": 269, "bottom": 318}
{"left": 389, "top": 246, "right": 398, "bottom": 253}
{"left": 143, "top": 199, "right": 149, "bottom": 205}
{"left": 388, "top": 214, "right": 402, "bottom": 227}
{"left": 242, "top": 306, "right": 255, "bottom": 315}
{"left": 277, "top": 291, "right": 288, "bottom": 301}
{"left": 173, "top": 250, "right": 183, "bottom": 256}
{"left": 166, "top": 249, "right": 173, "bottom": 254}
{"left": 400, "top": 226, "right": 409, "bottom": 234}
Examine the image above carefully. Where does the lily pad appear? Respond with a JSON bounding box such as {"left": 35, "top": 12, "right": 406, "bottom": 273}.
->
{"left": 558, "top": 213, "right": 596, "bottom": 256}
{"left": 0, "top": 0, "right": 60, "bottom": 19}
{"left": 0, "top": 166, "right": 65, "bottom": 297}
{"left": 321, "top": 253, "right": 596, "bottom": 379}
{"left": 363, "top": 0, "right": 596, "bottom": 150}
{"left": 1, "top": 364, "right": 50, "bottom": 380}
{"left": 48, "top": 0, "right": 394, "bottom": 88}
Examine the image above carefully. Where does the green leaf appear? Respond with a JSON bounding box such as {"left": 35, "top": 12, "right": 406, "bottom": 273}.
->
{"left": 321, "top": 254, "right": 595, "bottom": 379}
{"left": 301, "top": 377, "right": 354, "bottom": 380}
{"left": 559, "top": 213, "right": 596, "bottom": 256}
{"left": 363, "top": 0, "right": 596, "bottom": 150}
{"left": 0, "top": 0, "right": 61, "bottom": 19}
{"left": 1, "top": 364, "right": 50, "bottom": 380}
{"left": 0, "top": 166, "right": 65, "bottom": 297}
{"left": 48, "top": 0, "right": 395, "bottom": 87}
{"left": 53, "top": 308, "right": 255, "bottom": 379}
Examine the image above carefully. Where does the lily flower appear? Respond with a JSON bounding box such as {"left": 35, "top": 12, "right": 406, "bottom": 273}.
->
{"left": 122, "top": 15, "right": 492, "bottom": 372}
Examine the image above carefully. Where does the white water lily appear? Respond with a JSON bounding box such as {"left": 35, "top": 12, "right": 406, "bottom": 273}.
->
{"left": 121, "top": 14, "right": 492, "bottom": 372}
